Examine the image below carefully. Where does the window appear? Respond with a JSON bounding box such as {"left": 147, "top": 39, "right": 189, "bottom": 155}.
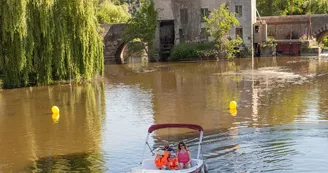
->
{"left": 200, "top": 28, "right": 209, "bottom": 41}
{"left": 179, "top": 29, "right": 185, "bottom": 43}
{"left": 235, "top": 5, "right": 242, "bottom": 17}
{"left": 180, "top": 9, "right": 188, "bottom": 24}
{"left": 255, "top": 25, "right": 260, "bottom": 33}
{"left": 236, "top": 27, "right": 243, "bottom": 40}
{"left": 200, "top": 8, "right": 209, "bottom": 21}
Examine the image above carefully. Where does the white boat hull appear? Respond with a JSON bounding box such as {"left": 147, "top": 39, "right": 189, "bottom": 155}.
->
{"left": 129, "top": 159, "right": 205, "bottom": 173}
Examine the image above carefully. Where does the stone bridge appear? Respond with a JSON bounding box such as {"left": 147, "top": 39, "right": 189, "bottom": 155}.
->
{"left": 102, "top": 24, "right": 127, "bottom": 64}
{"left": 260, "top": 14, "right": 328, "bottom": 41}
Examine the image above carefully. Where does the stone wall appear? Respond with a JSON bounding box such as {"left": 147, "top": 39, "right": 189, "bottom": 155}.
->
{"left": 260, "top": 15, "right": 328, "bottom": 41}
{"left": 229, "top": 0, "right": 256, "bottom": 47}
{"left": 154, "top": 0, "right": 174, "bottom": 20}
{"left": 266, "top": 24, "right": 309, "bottom": 39}
{"left": 171, "top": 0, "right": 202, "bottom": 43}
{"left": 154, "top": 0, "right": 256, "bottom": 46}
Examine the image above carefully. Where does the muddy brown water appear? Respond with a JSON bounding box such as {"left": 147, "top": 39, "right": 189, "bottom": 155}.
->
{"left": 1, "top": 56, "right": 328, "bottom": 172}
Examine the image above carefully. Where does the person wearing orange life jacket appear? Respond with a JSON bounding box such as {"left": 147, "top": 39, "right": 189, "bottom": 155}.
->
{"left": 167, "top": 153, "right": 179, "bottom": 170}
{"left": 154, "top": 150, "right": 169, "bottom": 170}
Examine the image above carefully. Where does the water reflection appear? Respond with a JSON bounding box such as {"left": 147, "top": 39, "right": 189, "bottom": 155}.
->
{"left": 26, "top": 152, "right": 106, "bottom": 172}
{"left": 0, "top": 82, "right": 105, "bottom": 172}
{"left": 102, "top": 83, "right": 155, "bottom": 172}
{"left": 2, "top": 56, "right": 328, "bottom": 172}
{"left": 104, "top": 56, "right": 328, "bottom": 172}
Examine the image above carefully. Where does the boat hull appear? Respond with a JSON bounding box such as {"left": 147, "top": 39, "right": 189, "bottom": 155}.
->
{"left": 129, "top": 159, "right": 205, "bottom": 173}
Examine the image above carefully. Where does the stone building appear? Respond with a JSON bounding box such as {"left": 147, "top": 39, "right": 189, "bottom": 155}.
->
{"left": 151, "top": 0, "right": 257, "bottom": 58}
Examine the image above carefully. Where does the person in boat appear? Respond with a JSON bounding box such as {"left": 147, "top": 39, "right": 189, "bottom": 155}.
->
{"left": 168, "top": 152, "right": 179, "bottom": 170}
{"left": 154, "top": 150, "right": 169, "bottom": 170}
{"left": 154, "top": 140, "right": 175, "bottom": 170}
{"left": 177, "top": 142, "right": 191, "bottom": 169}
{"left": 163, "top": 140, "right": 175, "bottom": 152}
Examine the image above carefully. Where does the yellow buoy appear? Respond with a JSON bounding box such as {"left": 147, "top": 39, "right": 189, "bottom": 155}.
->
{"left": 230, "top": 108, "right": 237, "bottom": 116}
{"left": 52, "top": 113, "right": 60, "bottom": 123}
{"left": 52, "top": 106, "right": 59, "bottom": 114}
{"left": 229, "top": 101, "right": 237, "bottom": 109}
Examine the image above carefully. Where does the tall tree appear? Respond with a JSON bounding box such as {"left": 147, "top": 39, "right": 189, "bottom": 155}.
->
{"left": 0, "top": 0, "right": 28, "bottom": 88}
{"left": 122, "top": 0, "right": 158, "bottom": 57}
{"left": 205, "top": 3, "right": 242, "bottom": 59}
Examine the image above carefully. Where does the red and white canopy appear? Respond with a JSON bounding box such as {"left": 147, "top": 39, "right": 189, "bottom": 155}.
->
{"left": 147, "top": 123, "right": 203, "bottom": 133}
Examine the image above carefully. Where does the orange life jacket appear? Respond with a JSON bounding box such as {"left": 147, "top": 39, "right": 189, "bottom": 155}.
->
{"left": 154, "top": 151, "right": 169, "bottom": 168}
{"left": 168, "top": 157, "right": 179, "bottom": 170}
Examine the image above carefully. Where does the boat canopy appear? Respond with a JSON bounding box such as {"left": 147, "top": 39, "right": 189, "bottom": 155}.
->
{"left": 148, "top": 123, "right": 203, "bottom": 133}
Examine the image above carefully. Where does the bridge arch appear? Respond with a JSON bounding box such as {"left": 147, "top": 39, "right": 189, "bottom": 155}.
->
{"left": 313, "top": 24, "right": 328, "bottom": 42}
{"left": 114, "top": 42, "right": 127, "bottom": 64}
{"left": 103, "top": 24, "right": 149, "bottom": 64}
{"left": 103, "top": 24, "right": 127, "bottom": 64}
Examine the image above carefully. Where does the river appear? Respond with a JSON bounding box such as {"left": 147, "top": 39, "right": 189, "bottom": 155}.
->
{"left": 0, "top": 56, "right": 328, "bottom": 172}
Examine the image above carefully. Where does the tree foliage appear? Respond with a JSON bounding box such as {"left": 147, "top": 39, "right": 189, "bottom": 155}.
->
{"left": 96, "top": 0, "right": 130, "bottom": 24}
{"left": 122, "top": 0, "right": 158, "bottom": 56}
{"left": 205, "top": 3, "right": 242, "bottom": 59}
{"left": 0, "top": 0, "right": 104, "bottom": 89}
{"left": 99, "top": 0, "right": 129, "bottom": 5}
{"left": 323, "top": 36, "right": 328, "bottom": 48}
{"left": 257, "top": 0, "right": 328, "bottom": 16}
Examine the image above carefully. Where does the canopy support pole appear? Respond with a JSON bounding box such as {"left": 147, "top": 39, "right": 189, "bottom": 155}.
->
{"left": 140, "top": 133, "right": 150, "bottom": 165}
{"left": 197, "top": 131, "right": 203, "bottom": 160}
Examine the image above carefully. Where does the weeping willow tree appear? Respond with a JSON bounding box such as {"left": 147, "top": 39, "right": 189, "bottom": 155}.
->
{"left": 0, "top": 0, "right": 104, "bottom": 89}
{"left": 0, "top": 0, "right": 28, "bottom": 88}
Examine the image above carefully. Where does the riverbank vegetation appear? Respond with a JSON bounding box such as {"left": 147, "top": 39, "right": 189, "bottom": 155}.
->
{"left": 257, "top": 0, "right": 328, "bottom": 16}
{"left": 169, "top": 43, "right": 217, "bottom": 61}
{"left": 0, "top": 0, "right": 104, "bottom": 89}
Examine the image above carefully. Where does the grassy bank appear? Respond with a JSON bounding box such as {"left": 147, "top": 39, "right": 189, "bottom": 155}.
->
{"left": 0, "top": 73, "right": 102, "bottom": 90}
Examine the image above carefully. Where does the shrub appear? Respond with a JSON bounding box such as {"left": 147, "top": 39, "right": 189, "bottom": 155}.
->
{"left": 323, "top": 35, "right": 328, "bottom": 48}
{"left": 169, "top": 42, "right": 216, "bottom": 61}
{"left": 238, "top": 45, "right": 252, "bottom": 58}
{"left": 261, "top": 36, "right": 277, "bottom": 48}
{"left": 96, "top": 1, "right": 130, "bottom": 24}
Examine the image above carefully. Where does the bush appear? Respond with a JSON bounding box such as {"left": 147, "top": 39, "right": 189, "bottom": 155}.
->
{"left": 261, "top": 36, "right": 277, "bottom": 48}
{"left": 169, "top": 42, "right": 217, "bottom": 61}
{"left": 323, "top": 36, "right": 328, "bottom": 48}
{"left": 96, "top": 0, "right": 130, "bottom": 24}
{"left": 238, "top": 46, "right": 252, "bottom": 58}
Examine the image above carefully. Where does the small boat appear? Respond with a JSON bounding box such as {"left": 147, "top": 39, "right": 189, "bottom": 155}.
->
{"left": 129, "top": 123, "right": 208, "bottom": 173}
